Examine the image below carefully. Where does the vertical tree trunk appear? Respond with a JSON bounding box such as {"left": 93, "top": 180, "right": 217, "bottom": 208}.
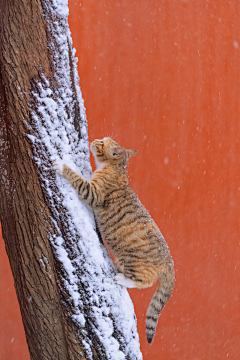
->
{"left": 0, "top": 1, "right": 142, "bottom": 360}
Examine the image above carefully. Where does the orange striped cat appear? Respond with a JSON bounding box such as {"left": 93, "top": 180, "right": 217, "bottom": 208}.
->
{"left": 53, "top": 137, "right": 174, "bottom": 343}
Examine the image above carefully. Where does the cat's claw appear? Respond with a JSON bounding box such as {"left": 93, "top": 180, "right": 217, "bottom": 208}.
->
{"left": 53, "top": 161, "right": 63, "bottom": 175}
{"left": 115, "top": 273, "right": 135, "bottom": 288}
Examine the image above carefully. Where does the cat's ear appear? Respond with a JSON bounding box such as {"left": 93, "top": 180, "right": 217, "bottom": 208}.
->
{"left": 126, "top": 149, "right": 137, "bottom": 159}
{"left": 112, "top": 147, "right": 125, "bottom": 158}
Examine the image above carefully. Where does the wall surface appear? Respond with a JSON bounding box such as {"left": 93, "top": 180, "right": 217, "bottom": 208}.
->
{"left": 69, "top": 0, "right": 240, "bottom": 359}
{"left": 1, "top": 0, "right": 240, "bottom": 359}
{"left": 0, "top": 226, "right": 30, "bottom": 360}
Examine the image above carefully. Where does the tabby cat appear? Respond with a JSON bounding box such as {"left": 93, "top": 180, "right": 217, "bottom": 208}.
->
{"left": 53, "top": 137, "right": 174, "bottom": 343}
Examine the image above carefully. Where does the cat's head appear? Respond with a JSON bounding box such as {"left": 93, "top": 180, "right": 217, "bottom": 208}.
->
{"left": 90, "top": 137, "right": 137, "bottom": 167}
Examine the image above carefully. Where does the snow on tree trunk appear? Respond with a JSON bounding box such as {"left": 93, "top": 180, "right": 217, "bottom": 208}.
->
{"left": 0, "top": 0, "right": 142, "bottom": 359}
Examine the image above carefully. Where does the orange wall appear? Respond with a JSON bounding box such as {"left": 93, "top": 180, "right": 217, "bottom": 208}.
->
{"left": 69, "top": 0, "right": 240, "bottom": 359}
{"left": 0, "top": 226, "right": 30, "bottom": 360}
{"left": 1, "top": 1, "right": 240, "bottom": 359}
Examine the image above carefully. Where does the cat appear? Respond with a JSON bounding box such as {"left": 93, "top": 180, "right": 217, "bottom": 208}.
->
{"left": 53, "top": 137, "right": 175, "bottom": 343}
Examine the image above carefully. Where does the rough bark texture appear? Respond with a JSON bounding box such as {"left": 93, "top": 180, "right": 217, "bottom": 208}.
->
{"left": 0, "top": 1, "right": 142, "bottom": 360}
{"left": 0, "top": 1, "right": 83, "bottom": 359}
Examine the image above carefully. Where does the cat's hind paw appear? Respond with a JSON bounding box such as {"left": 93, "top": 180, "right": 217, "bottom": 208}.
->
{"left": 53, "top": 161, "right": 63, "bottom": 175}
{"left": 115, "top": 273, "right": 135, "bottom": 288}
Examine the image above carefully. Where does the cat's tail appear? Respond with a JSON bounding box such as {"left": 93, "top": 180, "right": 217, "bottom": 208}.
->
{"left": 146, "top": 264, "right": 175, "bottom": 343}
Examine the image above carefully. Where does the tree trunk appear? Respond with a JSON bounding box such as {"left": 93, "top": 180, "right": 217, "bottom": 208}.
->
{"left": 0, "top": 1, "right": 142, "bottom": 360}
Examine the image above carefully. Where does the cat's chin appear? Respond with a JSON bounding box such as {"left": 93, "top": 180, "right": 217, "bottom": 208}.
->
{"left": 95, "top": 159, "right": 105, "bottom": 171}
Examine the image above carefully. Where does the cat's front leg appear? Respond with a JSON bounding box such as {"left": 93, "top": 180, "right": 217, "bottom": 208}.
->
{"left": 115, "top": 273, "right": 136, "bottom": 288}
{"left": 53, "top": 161, "right": 84, "bottom": 188}
{"left": 53, "top": 161, "right": 83, "bottom": 186}
{"left": 53, "top": 161, "right": 64, "bottom": 175}
{"left": 53, "top": 161, "right": 99, "bottom": 207}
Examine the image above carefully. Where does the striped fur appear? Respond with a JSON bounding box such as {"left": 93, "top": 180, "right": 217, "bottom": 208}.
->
{"left": 60, "top": 137, "right": 174, "bottom": 343}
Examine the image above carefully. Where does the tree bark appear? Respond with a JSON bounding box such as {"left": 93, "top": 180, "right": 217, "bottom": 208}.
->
{"left": 0, "top": 1, "right": 142, "bottom": 360}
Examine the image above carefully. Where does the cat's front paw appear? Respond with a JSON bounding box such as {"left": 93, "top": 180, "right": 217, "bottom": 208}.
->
{"left": 115, "top": 273, "right": 135, "bottom": 288}
{"left": 53, "top": 161, "right": 64, "bottom": 175}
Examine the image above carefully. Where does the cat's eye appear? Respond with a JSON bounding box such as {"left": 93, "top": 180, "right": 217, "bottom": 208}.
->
{"left": 100, "top": 140, "right": 104, "bottom": 143}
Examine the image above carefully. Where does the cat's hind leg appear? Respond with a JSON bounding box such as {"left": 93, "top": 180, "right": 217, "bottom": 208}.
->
{"left": 115, "top": 273, "right": 154, "bottom": 289}
{"left": 115, "top": 273, "right": 136, "bottom": 288}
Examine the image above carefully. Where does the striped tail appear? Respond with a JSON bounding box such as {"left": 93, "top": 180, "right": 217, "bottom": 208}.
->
{"left": 146, "top": 265, "right": 175, "bottom": 343}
